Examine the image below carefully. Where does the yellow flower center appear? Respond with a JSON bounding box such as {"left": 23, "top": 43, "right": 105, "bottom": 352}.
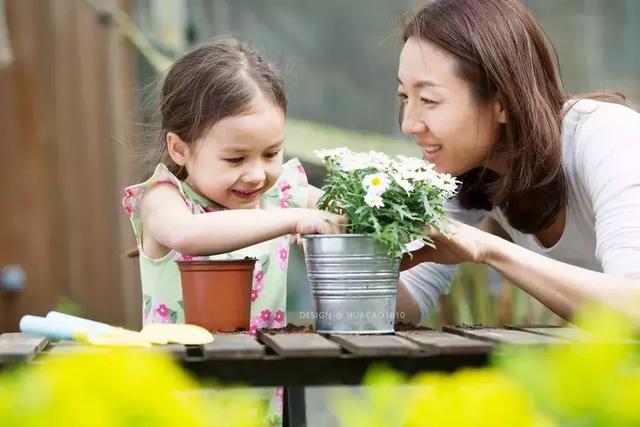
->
{"left": 371, "top": 177, "right": 381, "bottom": 186}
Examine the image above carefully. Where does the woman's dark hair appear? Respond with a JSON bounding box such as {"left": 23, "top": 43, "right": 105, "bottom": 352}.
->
{"left": 402, "top": 0, "right": 569, "bottom": 233}
{"left": 142, "top": 36, "right": 287, "bottom": 181}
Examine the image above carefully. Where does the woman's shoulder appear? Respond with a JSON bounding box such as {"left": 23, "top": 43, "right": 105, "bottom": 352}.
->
{"left": 562, "top": 99, "right": 640, "bottom": 165}
{"left": 563, "top": 98, "right": 640, "bottom": 131}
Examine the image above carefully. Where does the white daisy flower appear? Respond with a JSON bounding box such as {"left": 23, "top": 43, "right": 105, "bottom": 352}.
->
{"left": 339, "top": 153, "right": 368, "bottom": 171}
{"left": 408, "top": 168, "right": 437, "bottom": 183}
{"left": 390, "top": 171, "right": 414, "bottom": 194}
{"left": 364, "top": 193, "right": 384, "bottom": 208}
{"left": 436, "top": 173, "right": 459, "bottom": 194}
{"left": 366, "top": 151, "right": 391, "bottom": 170}
{"left": 362, "top": 172, "right": 390, "bottom": 195}
{"left": 395, "top": 155, "right": 430, "bottom": 172}
{"left": 314, "top": 147, "right": 351, "bottom": 161}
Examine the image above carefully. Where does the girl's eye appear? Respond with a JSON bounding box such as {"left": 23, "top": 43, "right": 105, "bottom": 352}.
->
{"left": 224, "top": 157, "right": 244, "bottom": 164}
{"left": 420, "top": 97, "right": 436, "bottom": 105}
{"left": 265, "top": 151, "right": 280, "bottom": 159}
{"left": 397, "top": 93, "right": 408, "bottom": 103}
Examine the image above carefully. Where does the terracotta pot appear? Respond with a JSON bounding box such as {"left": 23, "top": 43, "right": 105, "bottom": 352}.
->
{"left": 177, "top": 258, "right": 256, "bottom": 332}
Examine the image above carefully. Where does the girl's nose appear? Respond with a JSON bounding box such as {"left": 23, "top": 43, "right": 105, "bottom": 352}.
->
{"left": 242, "top": 167, "right": 266, "bottom": 184}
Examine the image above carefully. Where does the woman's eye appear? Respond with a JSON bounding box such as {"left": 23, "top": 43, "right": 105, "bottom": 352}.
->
{"left": 265, "top": 151, "right": 280, "bottom": 159}
{"left": 420, "top": 97, "right": 436, "bottom": 105}
{"left": 224, "top": 157, "right": 244, "bottom": 164}
{"left": 397, "top": 93, "right": 408, "bottom": 103}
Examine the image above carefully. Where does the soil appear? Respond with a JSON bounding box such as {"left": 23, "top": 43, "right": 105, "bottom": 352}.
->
{"left": 457, "top": 323, "right": 487, "bottom": 329}
{"left": 261, "top": 323, "right": 316, "bottom": 335}
{"left": 394, "top": 322, "right": 432, "bottom": 331}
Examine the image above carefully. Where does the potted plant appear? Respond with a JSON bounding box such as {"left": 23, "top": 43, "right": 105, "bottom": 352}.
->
{"left": 301, "top": 148, "right": 458, "bottom": 333}
{"left": 177, "top": 258, "right": 256, "bottom": 332}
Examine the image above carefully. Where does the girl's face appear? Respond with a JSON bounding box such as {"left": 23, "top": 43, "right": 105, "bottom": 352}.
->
{"left": 397, "top": 37, "right": 506, "bottom": 176}
{"left": 169, "top": 94, "right": 285, "bottom": 209}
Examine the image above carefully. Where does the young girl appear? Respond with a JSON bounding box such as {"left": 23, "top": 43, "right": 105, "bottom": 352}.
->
{"left": 395, "top": 0, "right": 640, "bottom": 323}
{"left": 122, "top": 37, "right": 345, "bottom": 332}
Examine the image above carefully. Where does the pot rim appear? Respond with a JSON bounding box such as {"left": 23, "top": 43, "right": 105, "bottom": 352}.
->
{"left": 176, "top": 257, "right": 257, "bottom": 265}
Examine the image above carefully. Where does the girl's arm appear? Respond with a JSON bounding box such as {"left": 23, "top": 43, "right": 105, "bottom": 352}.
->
{"left": 402, "top": 222, "right": 640, "bottom": 321}
{"left": 140, "top": 183, "right": 346, "bottom": 256}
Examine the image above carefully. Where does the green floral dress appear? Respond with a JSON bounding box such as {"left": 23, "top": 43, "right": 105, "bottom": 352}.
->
{"left": 122, "top": 158, "right": 309, "bottom": 332}
{"left": 123, "top": 159, "right": 308, "bottom": 426}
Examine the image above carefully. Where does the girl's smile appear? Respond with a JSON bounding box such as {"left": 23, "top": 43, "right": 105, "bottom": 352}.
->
{"left": 230, "top": 188, "right": 263, "bottom": 201}
{"left": 167, "top": 93, "right": 285, "bottom": 210}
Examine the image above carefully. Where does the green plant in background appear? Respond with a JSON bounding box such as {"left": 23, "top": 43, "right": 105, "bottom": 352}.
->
{"left": 331, "top": 304, "right": 640, "bottom": 426}
{"left": 495, "top": 304, "right": 640, "bottom": 427}
{"left": 421, "top": 262, "right": 564, "bottom": 328}
{"left": 315, "top": 147, "right": 458, "bottom": 258}
{"left": 0, "top": 349, "right": 266, "bottom": 427}
{"left": 332, "top": 366, "right": 552, "bottom": 427}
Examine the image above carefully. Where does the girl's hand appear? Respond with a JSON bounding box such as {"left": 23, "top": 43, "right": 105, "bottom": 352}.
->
{"left": 293, "top": 209, "right": 347, "bottom": 235}
{"left": 400, "top": 220, "right": 495, "bottom": 270}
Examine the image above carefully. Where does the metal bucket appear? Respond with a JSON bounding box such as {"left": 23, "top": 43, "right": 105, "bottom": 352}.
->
{"left": 301, "top": 234, "right": 399, "bottom": 334}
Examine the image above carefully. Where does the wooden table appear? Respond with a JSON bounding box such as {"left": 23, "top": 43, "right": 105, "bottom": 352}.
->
{"left": 0, "top": 325, "right": 573, "bottom": 427}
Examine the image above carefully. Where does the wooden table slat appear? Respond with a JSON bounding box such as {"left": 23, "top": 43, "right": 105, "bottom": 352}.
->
{"left": 443, "top": 327, "right": 568, "bottom": 345}
{"left": 507, "top": 325, "right": 640, "bottom": 345}
{"left": 203, "top": 334, "right": 265, "bottom": 359}
{"left": 257, "top": 332, "right": 342, "bottom": 357}
{"left": 328, "top": 334, "right": 422, "bottom": 356}
{"left": 506, "top": 326, "right": 587, "bottom": 341}
{"left": 0, "top": 333, "right": 50, "bottom": 363}
{"left": 396, "top": 331, "right": 494, "bottom": 355}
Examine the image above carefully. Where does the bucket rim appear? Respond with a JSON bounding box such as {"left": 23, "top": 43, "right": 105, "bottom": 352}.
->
{"left": 300, "top": 233, "right": 374, "bottom": 240}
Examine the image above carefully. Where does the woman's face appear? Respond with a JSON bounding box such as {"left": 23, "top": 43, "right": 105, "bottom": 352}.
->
{"left": 397, "top": 37, "right": 506, "bottom": 176}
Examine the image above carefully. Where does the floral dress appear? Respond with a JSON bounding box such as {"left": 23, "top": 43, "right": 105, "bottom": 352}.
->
{"left": 122, "top": 158, "right": 309, "bottom": 331}
{"left": 122, "top": 159, "right": 309, "bottom": 427}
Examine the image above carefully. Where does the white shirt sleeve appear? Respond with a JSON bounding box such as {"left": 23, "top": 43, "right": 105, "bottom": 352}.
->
{"left": 577, "top": 102, "right": 640, "bottom": 280}
{"left": 400, "top": 199, "right": 487, "bottom": 321}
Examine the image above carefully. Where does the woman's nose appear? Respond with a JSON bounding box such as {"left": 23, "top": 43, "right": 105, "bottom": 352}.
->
{"left": 401, "top": 105, "right": 426, "bottom": 135}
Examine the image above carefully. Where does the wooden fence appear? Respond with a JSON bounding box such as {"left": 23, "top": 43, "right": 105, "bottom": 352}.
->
{"left": 0, "top": 0, "right": 140, "bottom": 331}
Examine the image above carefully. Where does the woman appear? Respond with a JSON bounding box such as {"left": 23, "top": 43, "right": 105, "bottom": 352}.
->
{"left": 394, "top": 0, "right": 640, "bottom": 324}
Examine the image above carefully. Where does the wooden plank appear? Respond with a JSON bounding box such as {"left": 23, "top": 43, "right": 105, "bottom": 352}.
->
{"left": 47, "top": 343, "right": 110, "bottom": 356}
{"left": 0, "top": 333, "right": 50, "bottom": 362}
{"left": 257, "top": 332, "right": 342, "bottom": 357}
{"left": 45, "top": 342, "right": 186, "bottom": 358}
{"left": 444, "top": 327, "right": 568, "bottom": 346}
{"left": 506, "top": 326, "right": 587, "bottom": 341}
{"left": 203, "top": 334, "right": 265, "bottom": 359}
{"left": 396, "top": 331, "right": 493, "bottom": 355}
{"left": 508, "top": 326, "right": 640, "bottom": 344}
{"left": 328, "top": 334, "right": 422, "bottom": 357}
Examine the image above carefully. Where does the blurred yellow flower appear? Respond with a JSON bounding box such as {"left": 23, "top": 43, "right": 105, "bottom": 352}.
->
{"left": 0, "top": 349, "right": 266, "bottom": 427}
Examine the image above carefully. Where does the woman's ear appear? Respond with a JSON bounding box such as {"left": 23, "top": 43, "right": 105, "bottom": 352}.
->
{"left": 494, "top": 97, "right": 508, "bottom": 124}
{"left": 166, "top": 132, "right": 190, "bottom": 166}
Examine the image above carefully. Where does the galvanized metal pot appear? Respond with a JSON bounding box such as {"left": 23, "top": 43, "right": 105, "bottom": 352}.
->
{"left": 301, "top": 234, "right": 400, "bottom": 334}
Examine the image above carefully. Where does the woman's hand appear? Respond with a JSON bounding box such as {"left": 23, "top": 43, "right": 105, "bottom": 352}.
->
{"left": 293, "top": 208, "right": 347, "bottom": 235}
{"left": 400, "top": 220, "right": 496, "bottom": 270}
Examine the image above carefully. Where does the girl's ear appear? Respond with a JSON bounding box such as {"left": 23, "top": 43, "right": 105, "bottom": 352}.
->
{"left": 166, "top": 132, "right": 190, "bottom": 166}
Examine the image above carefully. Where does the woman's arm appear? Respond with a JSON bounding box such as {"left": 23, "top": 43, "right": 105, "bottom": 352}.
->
{"left": 141, "top": 183, "right": 345, "bottom": 256}
{"left": 405, "top": 221, "right": 640, "bottom": 321}
{"left": 485, "top": 234, "right": 640, "bottom": 320}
